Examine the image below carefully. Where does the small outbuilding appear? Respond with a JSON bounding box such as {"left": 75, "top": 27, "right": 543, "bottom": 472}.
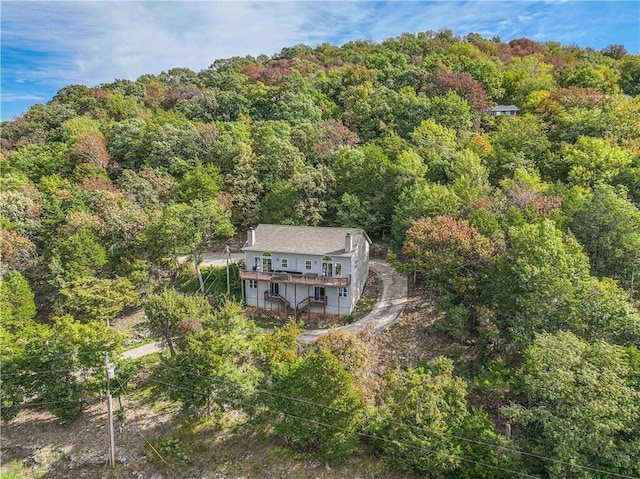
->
{"left": 490, "top": 105, "right": 519, "bottom": 116}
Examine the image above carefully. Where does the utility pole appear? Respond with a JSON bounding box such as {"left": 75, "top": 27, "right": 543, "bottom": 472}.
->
{"left": 104, "top": 352, "right": 116, "bottom": 469}
{"left": 225, "top": 245, "right": 231, "bottom": 296}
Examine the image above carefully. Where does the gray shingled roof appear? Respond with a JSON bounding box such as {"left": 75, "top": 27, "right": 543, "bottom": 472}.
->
{"left": 242, "top": 224, "right": 370, "bottom": 257}
{"left": 491, "top": 104, "right": 519, "bottom": 112}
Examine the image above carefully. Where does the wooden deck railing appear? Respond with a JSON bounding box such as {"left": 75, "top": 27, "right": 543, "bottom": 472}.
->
{"left": 239, "top": 269, "right": 351, "bottom": 287}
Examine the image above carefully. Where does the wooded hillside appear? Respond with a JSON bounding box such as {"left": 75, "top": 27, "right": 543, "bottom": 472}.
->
{"left": 2, "top": 31, "right": 639, "bottom": 478}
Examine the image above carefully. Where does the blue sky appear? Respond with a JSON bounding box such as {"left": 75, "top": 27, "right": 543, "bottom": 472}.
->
{"left": 2, "top": 1, "right": 639, "bottom": 121}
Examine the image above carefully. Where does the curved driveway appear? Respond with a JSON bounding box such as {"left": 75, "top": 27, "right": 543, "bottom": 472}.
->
{"left": 124, "top": 259, "right": 407, "bottom": 358}
{"left": 299, "top": 259, "right": 408, "bottom": 342}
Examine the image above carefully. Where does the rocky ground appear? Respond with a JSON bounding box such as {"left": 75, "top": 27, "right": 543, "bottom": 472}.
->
{"left": 1, "top": 395, "right": 408, "bottom": 479}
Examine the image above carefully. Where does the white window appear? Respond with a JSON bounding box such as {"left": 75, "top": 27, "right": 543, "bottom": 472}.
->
{"left": 305, "top": 260, "right": 312, "bottom": 270}
{"left": 248, "top": 280, "right": 257, "bottom": 289}
{"left": 281, "top": 258, "right": 288, "bottom": 269}
{"left": 335, "top": 262, "right": 342, "bottom": 277}
{"left": 339, "top": 287, "right": 348, "bottom": 297}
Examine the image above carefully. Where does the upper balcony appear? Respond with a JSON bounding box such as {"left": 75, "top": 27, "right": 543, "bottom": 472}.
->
{"left": 239, "top": 268, "right": 351, "bottom": 287}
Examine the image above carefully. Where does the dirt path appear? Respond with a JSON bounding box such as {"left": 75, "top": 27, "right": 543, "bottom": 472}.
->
{"left": 123, "top": 341, "right": 162, "bottom": 359}
{"left": 123, "top": 259, "right": 408, "bottom": 358}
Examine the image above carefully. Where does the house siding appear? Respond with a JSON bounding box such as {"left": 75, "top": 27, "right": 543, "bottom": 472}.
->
{"left": 241, "top": 227, "right": 370, "bottom": 316}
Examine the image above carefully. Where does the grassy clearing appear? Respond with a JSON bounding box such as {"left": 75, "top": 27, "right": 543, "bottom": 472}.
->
{"left": 1, "top": 460, "right": 44, "bottom": 479}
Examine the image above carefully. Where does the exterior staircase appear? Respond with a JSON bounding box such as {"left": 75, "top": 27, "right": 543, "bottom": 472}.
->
{"left": 295, "top": 296, "right": 328, "bottom": 317}
{"left": 263, "top": 291, "right": 294, "bottom": 316}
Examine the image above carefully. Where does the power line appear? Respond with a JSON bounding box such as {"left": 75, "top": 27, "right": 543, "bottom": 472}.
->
{"left": 146, "top": 376, "right": 541, "bottom": 479}
{"left": 5, "top": 332, "right": 638, "bottom": 478}
{"left": 0, "top": 347, "right": 121, "bottom": 361}
{"left": 0, "top": 367, "right": 98, "bottom": 377}
{"left": 4, "top": 398, "right": 95, "bottom": 409}
{"left": 155, "top": 363, "right": 640, "bottom": 479}
{"left": 7, "top": 357, "right": 637, "bottom": 479}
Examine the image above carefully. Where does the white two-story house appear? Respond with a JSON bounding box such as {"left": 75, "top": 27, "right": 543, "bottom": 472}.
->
{"left": 239, "top": 224, "right": 371, "bottom": 318}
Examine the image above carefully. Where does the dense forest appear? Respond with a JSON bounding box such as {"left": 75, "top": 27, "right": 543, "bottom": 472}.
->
{"left": 2, "top": 30, "right": 640, "bottom": 478}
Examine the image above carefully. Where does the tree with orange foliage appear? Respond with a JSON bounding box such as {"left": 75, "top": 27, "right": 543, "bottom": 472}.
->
{"left": 403, "top": 215, "right": 495, "bottom": 303}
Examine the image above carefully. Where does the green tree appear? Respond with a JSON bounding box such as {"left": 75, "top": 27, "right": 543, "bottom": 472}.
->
{"left": 58, "top": 276, "right": 137, "bottom": 324}
{"left": 144, "top": 289, "right": 213, "bottom": 357}
{"left": 502, "top": 331, "right": 640, "bottom": 478}
{"left": 225, "top": 143, "right": 263, "bottom": 229}
{"left": 411, "top": 119, "right": 458, "bottom": 183}
{"left": 261, "top": 161, "right": 333, "bottom": 227}
{"left": 104, "top": 118, "right": 147, "bottom": 170}
{"left": 502, "top": 54, "right": 555, "bottom": 106}
{"left": 619, "top": 55, "right": 640, "bottom": 96}
{"left": 391, "top": 181, "right": 462, "bottom": 247}
{"left": 332, "top": 145, "right": 397, "bottom": 236}
{"left": 570, "top": 184, "right": 640, "bottom": 295}
{"left": 270, "top": 348, "right": 365, "bottom": 459}
{"left": 116, "top": 169, "right": 162, "bottom": 211}
{"left": 208, "top": 121, "right": 252, "bottom": 175}
{"left": 103, "top": 92, "right": 141, "bottom": 120}
{"left": 151, "top": 199, "right": 233, "bottom": 293}
{"left": 576, "top": 277, "right": 640, "bottom": 346}
{"left": 1, "top": 315, "right": 122, "bottom": 422}
{"left": 262, "top": 319, "right": 302, "bottom": 373}
{"left": 176, "top": 161, "right": 221, "bottom": 204}
{"left": 486, "top": 114, "right": 551, "bottom": 183}
{"left": 446, "top": 149, "right": 491, "bottom": 202}
{"left": 0, "top": 271, "right": 36, "bottom": 332}
{"left": 340, "top": 83, "right": 398, "bottom": 141}
{"left": 50, "top": 229, "right": 108, "bottom": 284}
{"left": 143, "top": 118, "right": 201, "bottom": 174}
{"left": 427, "top": 90, "right": 474, "bottom": 133}
{"left": 314, "top": 330, "right": 379, "bottom": 403}
{"left": 374, "top": 357, "right": 510, "bottom": 477}
{"left": 564, "top": 136, "right": 632, "bottom": 187}
{"left": 8, "top": 143, "right": 71, "bottom": 182}
{"left": 251, "top": 122, "right": 305, "bottom": 186}
{"left": 152, "top": 301, "right": 261, "bottom": 414}
{"left": 95, "top": 191, "right": 150, "bottom": 248}
{"left": 488, "top": 219, "right": 591, "bottom": 349}
{"left": 178, "top": 88, "right": 250, "bottom": 122}
{"left": 335, "top": 192, "right": 384, "bottom": 234}
{"left": 153, "top": 329, "right": 261, "bottom": 416}
{"left": 261, "top": 180, "right": 297, "bottom": 225}
{"left": 272, "top": 73, "right": 323, "bottom": 124}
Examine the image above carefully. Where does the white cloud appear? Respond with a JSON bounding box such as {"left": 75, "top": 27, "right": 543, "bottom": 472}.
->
{"left": 1, "top": 0, "right": 638, "bottom": 120}
{"left": 0, "top": 93, "right": 45, "bottom": 102}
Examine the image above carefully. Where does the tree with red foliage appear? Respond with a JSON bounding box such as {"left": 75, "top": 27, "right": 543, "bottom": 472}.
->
{"left": 242, "top": 64, "right": 292, "bottom": 86}
{"left": 312, "top": 119, "right": 359, "bottom": 162}
{"left": 508, "top": 38, "right": 545, "bottom": 57}
{"left": 425, "top": 73, "right": 490, "bottom": 125}
{"left": 402, "top": 215, "right": 495, "bottom": 302}
{"left": 71, "top": 131, "right": 111, "bottom": 168}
